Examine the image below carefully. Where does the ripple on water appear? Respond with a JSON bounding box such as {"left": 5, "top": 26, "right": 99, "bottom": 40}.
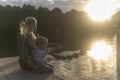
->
{"left": 52, "top": 49, "right": 116, "bottom": 80}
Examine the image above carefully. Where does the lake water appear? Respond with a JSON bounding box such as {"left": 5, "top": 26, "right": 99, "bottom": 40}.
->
{"left": 51, "top": 39, "right": 116, "bottom": 80}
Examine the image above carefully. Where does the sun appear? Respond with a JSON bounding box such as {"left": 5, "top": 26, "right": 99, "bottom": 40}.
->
{"left": 84, "top": 0, "right": 118, "bottom": 21}
{"left": 87, "top": 41, "right": 113, "bottom": 60}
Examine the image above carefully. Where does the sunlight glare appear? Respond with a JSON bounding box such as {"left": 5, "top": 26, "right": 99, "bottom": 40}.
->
{"left": 47, "top": 0, "right": 54, "bottom": 4}
{"left": 84, "top": 0, "right": 118, "bottom": 21}
{"left": 87, "top": 41, "right": 112, "bottom": 60}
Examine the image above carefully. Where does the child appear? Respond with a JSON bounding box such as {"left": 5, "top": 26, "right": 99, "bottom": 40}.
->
{"left": 34, "top": 36, "right": 48, "bottom": 63}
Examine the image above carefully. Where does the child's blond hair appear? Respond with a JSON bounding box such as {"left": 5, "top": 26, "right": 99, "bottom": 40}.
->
{"left": 35, "top": 36, "right": 48, "bottom": 50}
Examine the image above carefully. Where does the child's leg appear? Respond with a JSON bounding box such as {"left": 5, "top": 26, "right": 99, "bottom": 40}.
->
{"left": 41, "top": 50, "right": 47, "bottom": 62}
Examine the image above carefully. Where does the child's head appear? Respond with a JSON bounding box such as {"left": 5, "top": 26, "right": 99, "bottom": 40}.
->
{"left": 35, "top": 36, "right": 48, "bottom": 50}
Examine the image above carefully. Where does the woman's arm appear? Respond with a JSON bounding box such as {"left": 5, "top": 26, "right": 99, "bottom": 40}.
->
{"left": 31, "top": 32, "right": 37, "bottom": 40}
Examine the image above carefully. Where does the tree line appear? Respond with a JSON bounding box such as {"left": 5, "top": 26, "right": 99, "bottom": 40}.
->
{"left": 0, "top": 4, "right": 117, "bottom": 57}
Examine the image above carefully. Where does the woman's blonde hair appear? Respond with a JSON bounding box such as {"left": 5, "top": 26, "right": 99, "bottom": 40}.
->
{"left": 25, "top": 16, "right": 37, "bottom": 32}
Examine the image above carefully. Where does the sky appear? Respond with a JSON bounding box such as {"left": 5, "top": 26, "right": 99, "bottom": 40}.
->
{"left": 0, "top": 0, "right": 88, "bottom": 12}
{"left": 0, "top": 0, "right": 120, "bottom": 17}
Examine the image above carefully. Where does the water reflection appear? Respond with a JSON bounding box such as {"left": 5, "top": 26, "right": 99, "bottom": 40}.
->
{"left": 51, "top": 40, "right": 116, "bottom": 80}
{"left": 87, "top": 41, "right": 113, "bottom": 60}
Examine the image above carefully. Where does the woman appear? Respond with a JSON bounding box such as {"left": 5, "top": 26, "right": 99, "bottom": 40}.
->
{"left": 17, "top": 17, "right": 53, "bottom": 72}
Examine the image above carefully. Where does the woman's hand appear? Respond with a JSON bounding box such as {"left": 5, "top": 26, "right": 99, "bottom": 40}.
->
{"left": 20, "top": 20, "right": 25, "bottom": 27}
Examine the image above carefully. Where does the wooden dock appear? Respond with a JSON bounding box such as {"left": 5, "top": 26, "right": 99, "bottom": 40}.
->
{"left": 0, "top": 57, "right": 61, "bottom": 80}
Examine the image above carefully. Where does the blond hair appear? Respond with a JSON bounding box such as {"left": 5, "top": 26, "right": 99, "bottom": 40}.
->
{"left": 35, "top": 36, "right": 48, "bottom": 49}
{"left": 25, "top": 16, "right": 37, "bottom": 32}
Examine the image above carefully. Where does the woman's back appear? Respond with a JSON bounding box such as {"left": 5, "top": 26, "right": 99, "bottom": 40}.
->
{"left": 17, "top": 33, "right": 35, "bottom": 70}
